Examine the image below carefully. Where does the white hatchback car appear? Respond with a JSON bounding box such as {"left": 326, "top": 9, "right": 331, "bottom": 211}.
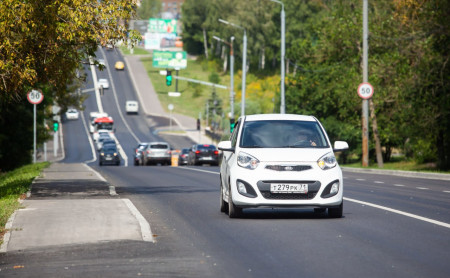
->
{"left": 98, "top": 78, "right": 109, "bottom": 89}
{"left": 65, "top": 108, "right": 79, "bottom": 120}
{"left": 218, "top": 114, "right": 349, "bottom": 218}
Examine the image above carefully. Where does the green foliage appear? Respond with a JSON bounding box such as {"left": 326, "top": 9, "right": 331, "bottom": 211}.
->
{"left": 0, "top": 162, "right": 48, "bottom": 237}
{"left": 137, "top": 0, "right": 161, "bottom": 20}
{"left": 209, "top": 72, "right": 221, "bottom": 84}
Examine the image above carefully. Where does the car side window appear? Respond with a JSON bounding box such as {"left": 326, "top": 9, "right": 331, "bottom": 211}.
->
{"left": 230, "top": 120, "right": 241, "bottom": 148}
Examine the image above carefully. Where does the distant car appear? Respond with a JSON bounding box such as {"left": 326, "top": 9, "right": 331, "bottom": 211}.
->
{"left": 125, "top": 101, "right": 139, "bottom": 114}
{"left": 106, "top": 43, "right": 114, "bottom": 50}
{"left": 65, "top": 109, "right": 79, "bottom": 120}
{"left": 218, "top": 114, "right": 349, "bottom": 218}
{"left": 99, "top": 145, "right": 120, "bottom": 166}
{"left": 115, "top": 61, "right": 125, "bottom": 70}
{"left": 93, "top": 129, "right": 112, "bottom": 142}
{"left": 142, "top": 142, "right": 172, "bottom": 166}
{"left": 178, "top": 148, "right": 190, "bottom": 165}
{"left": 98, "top": 59, "right": 106, "bottom": 67}
{"left": 188, "top": 144, "right": 219, "bottom": 166}
{"left": 97, "top": 137, "right": 115, "bottom": 151}
{"left": 133, "top": 142, "right": 149, "bottom": 166}
{"left": 98, "top": 78, "right": 109, "bottom": 89}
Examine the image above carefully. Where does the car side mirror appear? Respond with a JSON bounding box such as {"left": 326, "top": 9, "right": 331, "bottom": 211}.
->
{"left": 218, "top": 141, "right": 234, "bottom": 152}
{"left": 333, "top": 141, "right": 349, "bottom": 152}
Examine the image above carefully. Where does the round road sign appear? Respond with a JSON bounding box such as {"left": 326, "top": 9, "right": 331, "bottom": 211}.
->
{"left": 358, "top": 83, "right": 374, "bottom": 99}
{"left": 27, "top": 89, "right": 44, "bottom": 104}
{"left": 168, "top": 104, "right": 174, "bottom": 111}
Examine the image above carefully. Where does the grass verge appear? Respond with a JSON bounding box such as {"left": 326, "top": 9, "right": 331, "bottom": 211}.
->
{"left": 0, "top": 162, "right": 49, "bottom": 244}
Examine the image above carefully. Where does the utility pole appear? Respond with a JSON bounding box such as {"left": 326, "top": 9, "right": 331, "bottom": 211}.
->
{"left": 219, "top": 19, "right": 247, "bottom": 116}
{"left": 213, "top": 35, "right": 235, "bottom": 131}
{"left": 362, "top": 0, "right": 369, "bottom": 167}
{"left": 270, "top": 0, "right": 286, "bottom": 114}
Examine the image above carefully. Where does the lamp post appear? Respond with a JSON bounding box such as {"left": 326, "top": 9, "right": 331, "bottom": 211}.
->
{"left": 270, "top": 0, "right": 285, "bottom": 114}
{"left": 219, "top": 19, "right": 247, "bottom": 117}
{"left": 213, "top": 35, "right": 235, "bottom": 127}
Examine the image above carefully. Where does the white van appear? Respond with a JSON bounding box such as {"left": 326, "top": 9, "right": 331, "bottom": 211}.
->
{"left": 125, "top": 101, "right": 139, "bottom": 114}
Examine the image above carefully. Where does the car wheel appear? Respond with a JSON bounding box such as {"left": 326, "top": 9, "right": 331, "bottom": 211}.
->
{"left": 134, "top": 160, "right": 139, "bottom": 166}
{"left": 220, "top": 179, "right": 228, "bottom": 213}
{"left": 228, "top": 185, "right": 243, "bottom": 218}
{"left": 99, "top": 161, "right": 103, "bottom": 166}
{"left": 328, "top": 202, "right": 343, "bottom": 218}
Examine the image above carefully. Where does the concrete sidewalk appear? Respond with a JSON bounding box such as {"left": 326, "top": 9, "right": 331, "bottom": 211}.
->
{"left": 1, "top": 163, "right": 152, "bottom": 252}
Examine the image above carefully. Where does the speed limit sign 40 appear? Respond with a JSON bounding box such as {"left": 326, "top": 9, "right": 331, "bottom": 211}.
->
{"left": 27, "top": 89, "right": 44, "bottom": 104}
{"left": 358, "top": 83, "right": 374, "bottom": 99}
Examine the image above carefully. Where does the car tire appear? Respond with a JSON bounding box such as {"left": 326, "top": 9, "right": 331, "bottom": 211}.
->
{"left": 220, "top": 179, "right": 228, "bottom": 213}
{"left": 134, "top": 160, "right": 139, "bottom": 166}
{"left": 328, "top": 202, "right": 343, "bottom": 218}
{"left": 228, "top": 186, "right": 243, "bottom": 218}
{"left": 99, "top": 161, "right": 103, "bottom": 166}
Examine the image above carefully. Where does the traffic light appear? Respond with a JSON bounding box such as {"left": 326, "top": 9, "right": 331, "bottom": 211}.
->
{"left": 230, "top": 118, "right": 235, "bottom": 133}
{"left": 53, "top": 121, "right": 59, "bottom": 132}
{"left": 166, "top": 70, "right": 172, "bottom": 86}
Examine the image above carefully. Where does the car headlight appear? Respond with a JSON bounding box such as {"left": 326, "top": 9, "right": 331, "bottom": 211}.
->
{"left": 317, "top": 152, "right": 337, "bottom": 170}
{"left": 237, "top": 152, "right": 259, "bottom": 170}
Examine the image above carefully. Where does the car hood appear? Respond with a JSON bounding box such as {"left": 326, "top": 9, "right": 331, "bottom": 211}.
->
{"left": 237, "top": 148, "right": 332, "bottom": 163}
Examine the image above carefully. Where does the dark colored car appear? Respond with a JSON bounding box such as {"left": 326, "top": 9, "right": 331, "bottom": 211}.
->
{"left": 133, "top": 142, "right": 149, "bottom": 166}
{"left": 142, "top": 142, "right": 172, "bottom": 166}
{"left": 99, "top": 145, "right": 120, "bottom": 166}
{"left": 178, "top": 148, "right": 190, "bottom": 165}
{"left": 188, "top": 144, "right": 219, "bottom": 166}
{"left": 97, "top": 137, "right": 115, "bottom": 151}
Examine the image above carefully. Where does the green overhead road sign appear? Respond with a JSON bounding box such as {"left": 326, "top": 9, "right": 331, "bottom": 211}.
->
{"left": 153, "top": 51, "right": 187, "bottom": 69}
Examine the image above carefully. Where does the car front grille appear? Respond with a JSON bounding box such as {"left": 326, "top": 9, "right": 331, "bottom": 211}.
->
{"left": 261, "top": 192, "right": 317, "bottom": 200}
{"left": 265, "top": 165, "right": 312, "bottom": 171}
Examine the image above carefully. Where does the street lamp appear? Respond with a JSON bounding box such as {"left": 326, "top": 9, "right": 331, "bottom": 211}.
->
{"left": 219, "top": 18, "right": 247, "bottom": 117}
{"left": 270, "top": 0, "right": 285, "bottom": 114}
{"left": 213, "top": 35, "right": 235, "bottom": 129}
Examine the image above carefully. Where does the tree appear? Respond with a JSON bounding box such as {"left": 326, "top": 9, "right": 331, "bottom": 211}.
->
{"left": 0, "top": 0, "right": 139, "bottom": 170}
{"left": 137, "top": 0, "right": 161, "bottom": 20}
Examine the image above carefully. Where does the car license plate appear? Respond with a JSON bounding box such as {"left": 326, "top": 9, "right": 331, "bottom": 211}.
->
{"left": 270, "top": 183, "right": 308, "bottom": 194}
{"left": 106, "top": 157, "right": 112, "bottom": 160}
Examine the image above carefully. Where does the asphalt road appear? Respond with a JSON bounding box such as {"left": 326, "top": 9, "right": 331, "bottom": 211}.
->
{"left": 1, "top": 49, "right": 449, "bottom": 278}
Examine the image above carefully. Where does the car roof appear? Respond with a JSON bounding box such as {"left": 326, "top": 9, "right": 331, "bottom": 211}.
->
{"left": 243, "top": 114, "right": 317, "bottom": 122}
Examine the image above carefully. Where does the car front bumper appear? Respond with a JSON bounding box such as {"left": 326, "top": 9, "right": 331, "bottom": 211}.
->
{"left": 228, "top": 162, "right": 343, "bottom": 208}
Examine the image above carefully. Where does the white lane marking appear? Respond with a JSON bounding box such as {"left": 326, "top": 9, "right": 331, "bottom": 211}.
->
{"left": 374, "top": 181, "right": 384, "bottom": 184}
{"left": 122, "top": 199, "right": 154, "bottom": 242}
{"left": 175, "top": 166, "right": 219, "bottom": 175}
{"left": 82, "top": 163, "right": 107, "bottom": 182}
{"left": 344, "top": 197, "right": 450, "bottom": 229}
{"left": 81, "top": 110, "right": 98, "bottom": 163}
{"left": 444, "top": 191, "right": 450, "bottom": 193}
{"left": 416, "top": 187, "right": 429, "bottom": 190}
{"left": 393, "top": 184, "right": 405, "bottom": 187}
{"left": 356, "top": 179, "right": 366, "bottom": 181}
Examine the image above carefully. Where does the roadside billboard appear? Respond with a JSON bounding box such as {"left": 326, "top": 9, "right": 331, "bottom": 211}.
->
{"left": 153, "top": 51, "right": 187, "bottom": 69}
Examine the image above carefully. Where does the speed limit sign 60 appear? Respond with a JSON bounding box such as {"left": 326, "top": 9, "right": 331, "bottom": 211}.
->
{"left": 357, "top": 83, "right": 374, "bottom": 99}
{"left": 27, "top": 89, "right": 44, "bottom": 104}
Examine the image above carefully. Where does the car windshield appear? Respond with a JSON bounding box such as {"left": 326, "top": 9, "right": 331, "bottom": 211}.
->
{"left": 239, "top": 120, "right": 329, "bottom": 148}
{"left": 103, "top": 147, "right": 117, "bottom": 152}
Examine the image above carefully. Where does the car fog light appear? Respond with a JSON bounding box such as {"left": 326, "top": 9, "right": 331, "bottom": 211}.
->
{"left": 237, "top": 181, "right": 247, "bottom": 194}
{"left": 330, "top": 182, "right": 339, "bottom": 195}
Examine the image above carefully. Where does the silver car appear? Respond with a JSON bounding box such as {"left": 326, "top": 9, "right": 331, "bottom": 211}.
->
{"left": 143, "top": 142, "right": 172, "bottom": 166}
